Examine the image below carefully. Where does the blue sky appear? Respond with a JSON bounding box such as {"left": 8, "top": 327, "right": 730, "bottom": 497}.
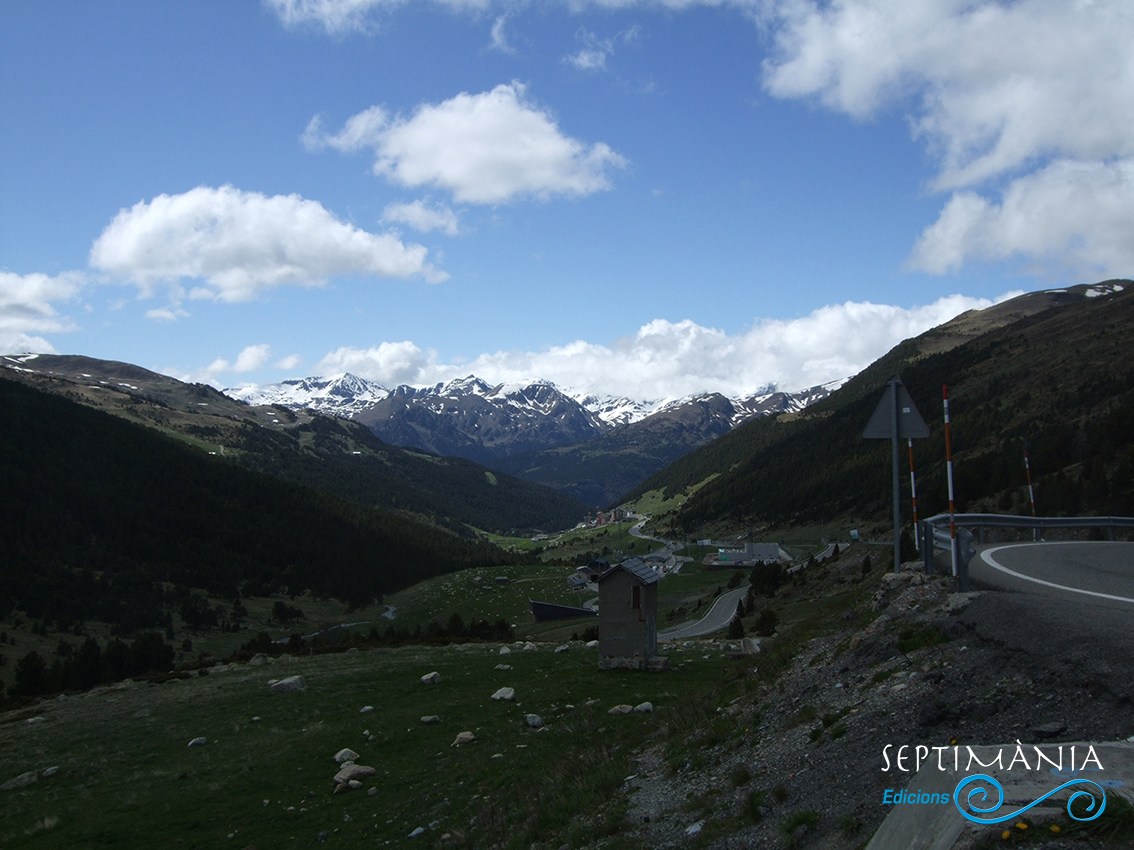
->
{"left": 3, "top": 1, "right": 1132, "bottom": 400}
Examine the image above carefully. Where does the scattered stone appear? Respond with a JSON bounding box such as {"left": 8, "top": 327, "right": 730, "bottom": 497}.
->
{"left": 360, "top": 705, "right": 375, "bottom": 713}
{"left": 188, "top": 737, "right": 208, "bottom": 747}
{"left": 347, "top": 780, "right": 362, "bottom": 790}
{"left": 554, "top": 644, "right": 569, "bottom": 653}
{"left": 495, "top": 664, "right": 513, "bottom": 671}
{"left": 491, "top": 687, "right": 516, "bottom": 701}
{"left": 248, "top": 653, "right": 270, "bottom": 666}
{"left": 333, "top": 764, "right": 376, "bottom": 784}
{"left": 452, "top": 731, "right": 476, "bottom": 747}
{"left": 368, "top": 787, "right": 378, "bottom": 796}
{"left": 421, "top": 715, "right": 441, "bottom": 725}
{"left": 42, "top": 766, "right": 59, "bottom": 778}
{"left": 741, "top": 637, "right": 762, "bottom": 656}
{"left": 498, "top": 646, "right": 511, "bottom": 655}
{"left": 634, "top": 702, "right": 654, "bottom": 713}
{"left": 524, "top": 714, "right": 543, "bottom": 729}
{"left": 409, "top": 827, "right": 425, "bottom": 838}
{"left": 608, "top": 705, "right": 633, "bottom": 715}
{"left": 522, "top": 642, "right": 537, "bottom": 652}
{"left": 686, "top": 821, "right": 703, "bottom": 836}
{"left": 270, "top": 675, "right": 307, "bottom": 693}
{"left": 0, "top": 771, "right": 38, "bottom": 791}
{"left": 1031, "top": 721, "right": 1067, "bottom": 740}
{"left": 333, "top": 748, "right": 360, "bottom": 763}
{"left": 491, "top": 753, "right": 503, "bottom": 759}
{"left": 585, "top": 640, "right": 599, "bottom": 648}
{"left": 25, "top": 716, "right": 45, "bottom": 725}
{"left": 345, "top": 647, "right": 359, "bottom": 654}
{"left": 252, "top": 716, "right": 261, "bottom": 722}
{"left": 133, "top": 709, "right": 151, "bottom": 719}
{"left": 420, "top": 671, "right": 442, "bottom": 685}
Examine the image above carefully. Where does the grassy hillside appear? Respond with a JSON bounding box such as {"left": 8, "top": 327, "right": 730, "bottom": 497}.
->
{"left": 622, "top": 282, "right": 1134, "bottom": 536}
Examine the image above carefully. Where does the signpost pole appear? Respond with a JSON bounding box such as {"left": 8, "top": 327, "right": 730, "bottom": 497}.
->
{"left": 891, "top": 378, "right": 902, "bottom": 573}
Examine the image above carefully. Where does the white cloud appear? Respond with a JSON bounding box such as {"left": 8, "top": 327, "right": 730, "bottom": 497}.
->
{"left": 276, "top": 353, "right": 303, "bottom": 370}
{"left": 88, "top": 185, "right": 445, "bottom": 302}
{"left": 267, "top": 0, "right": 493, "bottom": 35}
{"left": 565, "top": 29, "right": 614, "bottom": 71}
{"left": 317, "top": 340, "right": 432, "bottom": 386}
{"left": 909, "top": 159, "right": 1134, "bottom": 278}
{"left": 382, "top": 200, "right": 462, "bottom": 235}
{"left": 0, "top": 270, "right": 84, "bottom": 354}
{"left": 314, "top": 294, "right": 1011, "bottom": 398}
{"left": 145, "top": 306, "right": 190, "bottom": 322}
{"left": 489, "top": 14, "right": 513, "bottom": 53}
{"left": 305, "top": 83, "right": 627, "bottom": 204}
{"left": 759, "top": 0, "right": 1134, "bottom": 277}
{"left": 233, "top": 343, "right": 273, "bottom": 372}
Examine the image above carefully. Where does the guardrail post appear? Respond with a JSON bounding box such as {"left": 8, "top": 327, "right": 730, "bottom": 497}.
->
{"left": 921, "top": 521, "right": 934, "bottom": 575}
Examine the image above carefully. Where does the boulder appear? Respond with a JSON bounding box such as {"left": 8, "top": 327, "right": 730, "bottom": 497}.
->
{"left": 608, "top": 704, "right": 633, "bottom": 715}
{"left": 554, "top": 644, "right": 569, "bottom": 654}
{"left": 420, "top": 715, "right": 441, "bottom": 725}
{"left": 451, "top": 731, "right": 476, "bottom": 747}
{"left": 494, "top": 664, "right": 512, "bottom": 671}
{"left": 498, "top": 646, "right": 511, "bottom": 655}
{"left": 248, "top": 653, "right": 270, "bottom": 666}
{"left": 522, "top": 642, "right": 537, "bottom": 652}
{"left": 0, "top": 771, "right": 38, "bottom": 791}
{"left": 585, "top": 640, "right": 599, "bottom": 648}
{"left": 491, "top": 687, "right": 515, "bottom": 701}
{"left": 333, "top": 748, "right": 360, "bottom": 763}
{"left": 270, "top": 675, "right": 307, "bottom": 693}
{"left": 187, "top": 737, "right": 207, "bottom": 747}
{"left": 634, "top": 702, "right": 654, "bottom": 713}
{"left": 740, "top": 637, "right": 762, "bottom": 656}
{"left": 524, "top": 714, "right": 543, "bottom": 729}
{"left": 420, "top": 671, "right": 441, "bottom": 685}
{"left": 333, "top": 764, "right": 376, "bottom": 784}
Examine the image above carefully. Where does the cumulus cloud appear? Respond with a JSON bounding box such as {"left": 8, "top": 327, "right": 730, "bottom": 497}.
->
{"left": 314, "top": 294, "right": 1011, "bottom": 398}
{"left": 317, "top": 340, "right": 433, "bottom": 387}
{"left": 382, "top": 200, "right": 462, "bottom": 235}
{"left": 305, "top": 83, "right": 627, "bottom": 204}
{"left": 275, "top": 353, "right": 303, "bottom": 370}
{"left": 0, "top": 270, "right": 84, "bottom": 354}
{"left": 760, "top": 0, "right": 1134, "bottom": 277}
{"left": 88, "top": 185, "right": 445, "bottom": 302}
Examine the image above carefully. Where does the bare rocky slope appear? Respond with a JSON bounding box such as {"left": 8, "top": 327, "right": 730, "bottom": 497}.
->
{"left": 619, "top": 550, "right": 1134, "bottom": 850}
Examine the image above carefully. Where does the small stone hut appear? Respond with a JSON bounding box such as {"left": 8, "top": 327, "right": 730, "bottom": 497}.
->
{"left": 597, "top": 558, "right": 666, "bottom": 670}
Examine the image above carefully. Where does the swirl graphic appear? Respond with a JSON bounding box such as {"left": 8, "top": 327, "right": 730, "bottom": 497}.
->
{"left": 953, "top": 774, "right": 1107, "bottom": 824}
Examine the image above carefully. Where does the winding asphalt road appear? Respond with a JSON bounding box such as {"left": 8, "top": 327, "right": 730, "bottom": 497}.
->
{"left": 658, "top": 584, "right": 748, "bottom": 640}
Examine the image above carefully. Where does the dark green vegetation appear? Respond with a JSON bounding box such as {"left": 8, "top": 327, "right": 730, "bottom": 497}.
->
{"left": 1, "top": 355, "right": 587, "bottom": 536}
{"left": 495, "top": 395, "right": 741, "bottom": 506}
{"left": 0, "top": 642, "right": 739, "bottom": 850}
{"left": 0, "top": 376, "right": 518, "bottom": 634}
{"left": 624, "top": 282, "right": 1134, "bottom": 535}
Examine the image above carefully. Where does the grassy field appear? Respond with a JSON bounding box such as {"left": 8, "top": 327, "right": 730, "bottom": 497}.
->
{"left": 0, "top": 640, "right": 755, "bottom": 849}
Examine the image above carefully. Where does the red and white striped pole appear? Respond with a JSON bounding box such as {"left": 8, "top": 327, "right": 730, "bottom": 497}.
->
{"left": 943, "top": 385, "right": 957, "bottom": 577}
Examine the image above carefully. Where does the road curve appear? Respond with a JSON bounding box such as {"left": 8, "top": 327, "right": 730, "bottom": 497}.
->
{"left": 973, "top": 541, "right": 1134, "bottom": 609}
{"left": 658, "top": 584, "right": 748, "bottom": 640}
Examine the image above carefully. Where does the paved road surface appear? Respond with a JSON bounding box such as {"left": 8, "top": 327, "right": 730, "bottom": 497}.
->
{"left": 658, "top": 584, "right": 748, "bottom": 640}
{"left": 972, "top": 541, "right": 1134, "bottom": 610}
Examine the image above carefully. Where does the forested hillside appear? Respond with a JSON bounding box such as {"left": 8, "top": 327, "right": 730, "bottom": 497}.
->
{"left": 0, "top": 377, "right": 517, "bottom": 634}
{"left": 0, "top": 355, "right": 587, "bottom": 535}
{"left": 624, "top": 282, "right": 1134, "bottom": 533}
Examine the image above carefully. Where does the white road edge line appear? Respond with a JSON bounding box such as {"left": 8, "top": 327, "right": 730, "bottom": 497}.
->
{"left": 980, "top": 544, "right": 1134, "bottom": 605}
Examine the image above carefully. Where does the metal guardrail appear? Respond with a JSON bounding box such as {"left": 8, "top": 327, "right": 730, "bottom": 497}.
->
{"left": 918, "top": 513, "right": 1134, "bottom": 591}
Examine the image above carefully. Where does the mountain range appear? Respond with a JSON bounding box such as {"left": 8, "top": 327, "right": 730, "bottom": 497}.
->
{"left": 227, "top": 374, "right": 838, "bottom": 504}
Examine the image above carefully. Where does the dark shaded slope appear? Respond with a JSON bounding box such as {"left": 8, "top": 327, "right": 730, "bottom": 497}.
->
{"left": 623, "top": 283, "right": 1134, "bottom": 532}
{"left": 0, "top": 377, "right": 515, "bottom": 630}
{"left": 1, "top": 355, "right": 587, "bottom": 535}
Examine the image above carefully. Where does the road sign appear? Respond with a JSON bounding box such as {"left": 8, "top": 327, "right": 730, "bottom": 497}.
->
{"left": 862, "top": 376, "right": 929, "bottom": 574}
{"left": 862, "top": 378, "right": 930, "bottom": 439}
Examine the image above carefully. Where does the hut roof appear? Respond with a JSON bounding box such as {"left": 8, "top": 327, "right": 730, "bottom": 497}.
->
{"left": 597, "top": 557, "right": 659, "bottom": 586}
